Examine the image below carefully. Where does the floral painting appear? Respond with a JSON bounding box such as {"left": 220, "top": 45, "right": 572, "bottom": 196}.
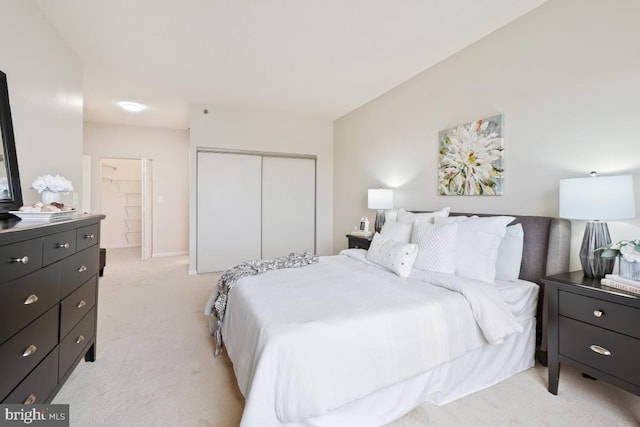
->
{"left": 438, "top": 114, "right": 504, "bottom": 196}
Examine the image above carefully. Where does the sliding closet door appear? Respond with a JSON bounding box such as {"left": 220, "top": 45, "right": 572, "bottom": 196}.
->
{"left": 261, "top": 156, "right": 315, "bottom": 259}
{"left": 197, "top": 152, "right": 262, "bottom": 272}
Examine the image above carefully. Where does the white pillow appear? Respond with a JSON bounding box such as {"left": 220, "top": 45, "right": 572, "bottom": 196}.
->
{"left": 495, "top": 223, "right": 524, "bottom": 281}
{"left": 380, "top": 220, "right": 413, "bottom": 243}
{"left": 435, "top": 215, "right": 474, "bottom": 224}
{"left": 366, "top": 233, "right": 418, "bottom": 278}
{"left": 397, "top": 207, "right": 450, "bottom": 224}
{"left": 384, "top": 209, "right": 399, "bottom": 223}
{"left": 411, "top": 222, "right": 457, "bottom": 274}
{"left": 437, "top": 216, "right": 515, "bottom": 283}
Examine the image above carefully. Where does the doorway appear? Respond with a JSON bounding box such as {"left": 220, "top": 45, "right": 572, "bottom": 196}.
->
{"left": 99, "top": 157, "right": 153, "bottom": 260}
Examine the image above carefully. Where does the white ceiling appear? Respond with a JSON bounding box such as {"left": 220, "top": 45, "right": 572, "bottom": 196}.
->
{"left": 34, "top": 0, "right": 548, "bottom": 130}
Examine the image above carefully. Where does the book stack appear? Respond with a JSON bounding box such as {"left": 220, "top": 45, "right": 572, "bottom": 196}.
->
{"left": 600, "top": 274, "right": 640, "bottom": 296}
{"left": 350, "top": 230, "right": 373, "bottom": 238}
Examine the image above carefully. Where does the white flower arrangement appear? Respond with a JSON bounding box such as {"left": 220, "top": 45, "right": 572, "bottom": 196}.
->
{"left": 31, "top": 174, "right": 74, "bottom": 193}
{"left": 599, "top": 239, "right": 640, "bottom": 263}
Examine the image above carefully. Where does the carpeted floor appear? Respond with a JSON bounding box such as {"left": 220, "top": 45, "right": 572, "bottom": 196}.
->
{"left": 53, "top": 248, "right": 640, "bottom": 426}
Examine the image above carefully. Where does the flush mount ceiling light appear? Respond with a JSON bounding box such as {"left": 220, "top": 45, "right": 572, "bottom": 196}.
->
{"left": 118, "top": 101, "right": 146, "bottom": 112}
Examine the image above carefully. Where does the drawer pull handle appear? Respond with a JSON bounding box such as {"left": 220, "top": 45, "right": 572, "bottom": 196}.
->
{"left": 56, "top": 242, "right": 70, "bottom": 249}
{"left": 77, "top": 265, "right": 88, "bottom": 273}
{"left": 24, "top": 394, "right": 37, "bottom": 405}
{"left": 593, "top": 310, "right": 603, "bottom": 318}
{"left": 24, "top": 294, "right": 39, "bottom": 305}
{"left": 84, "top": 233, "right": 95, "bottom": 239}
{"left": 589, "top": 345, "right": 611, "bottom": 356}
{"left": 12, "top": 256, "right": 29, "bottom": 264}
{"left": 77, "top": 300, "right": 87, "bottom": 309}
{"left": 76, "top": 335, "right": 85, "bottom": 344}
{"left": 22, "top": 344, "right": 37, "bottom": 357}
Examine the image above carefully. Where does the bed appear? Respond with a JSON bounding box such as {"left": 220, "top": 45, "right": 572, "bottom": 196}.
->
{"left": 205, "top": 211, "right": 570, "bottom": 427}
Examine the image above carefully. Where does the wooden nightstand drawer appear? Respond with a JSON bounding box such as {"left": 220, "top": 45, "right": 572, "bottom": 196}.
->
{"left": 76, "top": 224, "right": 99, "bottom": 252}
{"left": 0, "top": 238, "right": 43, "bottom": 285}
{"left": 60, "top": 276, "right": 97, "bottom": 339}
{"left": 0, "top": 263, "right": 61, "bottom": 344}
{"left": 2, "top": 347, "right": 59, "bottom": 404}
{"left": 59, "top": 308, "right": 95, "bottom": 381}
{"left": 61, "top": 245, "right": 99, "bottom": 297}
{"left": 559, "top": 316, "right": 640, "bottom": 386}
{"left": 43, "top": 230, "right": 77, "bottom": 266}
{"left": 559, "top": 291, "right": 640, "bottom": 339}
{"left": 0, "top": 305, "right": 59, "bottom": 401}
{"left": 346, "top": 234, "right": 372, "bottom": 250}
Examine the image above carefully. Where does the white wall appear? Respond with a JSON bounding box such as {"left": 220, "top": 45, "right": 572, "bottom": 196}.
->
{"left": 83, "top": 122, "right": 189, "bottom": 256}
{"left": 189, "top": 106, "right": 334, "bottom": 273}
{"left": 0, "top": 1, "right": 83, "bottom": 207}
{"left": 334, "top": 0, "right": 640, "bottom": 270}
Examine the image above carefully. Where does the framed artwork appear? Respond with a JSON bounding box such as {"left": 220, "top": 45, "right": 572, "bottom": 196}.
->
{"left": 438, "top": 114, "right": 503, "bottom": 196}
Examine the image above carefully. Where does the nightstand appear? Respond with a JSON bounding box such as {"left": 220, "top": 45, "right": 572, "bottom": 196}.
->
{"left": 346, "top": 234, "right": 373, "bottom": 250}
{"left": 542, "top": 271, "right": 640, "bottom": 397}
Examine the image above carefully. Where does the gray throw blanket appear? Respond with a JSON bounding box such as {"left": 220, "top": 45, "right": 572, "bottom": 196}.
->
{"left": 206, "top": 252, "right": 319, "bottom": 356}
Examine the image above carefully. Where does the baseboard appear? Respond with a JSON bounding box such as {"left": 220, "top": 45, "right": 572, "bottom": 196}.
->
{"left": 152, "top": 251, "right": 189, "bottom": 258}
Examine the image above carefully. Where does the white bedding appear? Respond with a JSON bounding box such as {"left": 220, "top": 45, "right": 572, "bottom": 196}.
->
{"left": 217, "top": 250, "right": 528, "bottom": 426}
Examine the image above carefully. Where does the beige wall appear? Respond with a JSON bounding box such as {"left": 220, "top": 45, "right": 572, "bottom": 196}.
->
{"left": 334, "top": 0, "right": 640, "bottom": 270}
{"left": 83, "top": 122, "right": 189, "bottom": 256}
{"left": 0, "top": 1, "right": 83, "bottom": 207}
{"left": 189, "top": 106, "right": 334, "bottom": 273}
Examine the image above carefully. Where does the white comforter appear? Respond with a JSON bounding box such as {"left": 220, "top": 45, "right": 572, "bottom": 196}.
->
{"left": 218, "top": 250, "right": 523, "bottom": 426}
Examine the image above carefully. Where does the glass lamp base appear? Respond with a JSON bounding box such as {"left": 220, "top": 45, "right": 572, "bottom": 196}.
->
{"left": 579, "top": 221, "right": 615, "bottom": 278}
{"left": 374, "top": 210, "right": 386, "bottom": 233}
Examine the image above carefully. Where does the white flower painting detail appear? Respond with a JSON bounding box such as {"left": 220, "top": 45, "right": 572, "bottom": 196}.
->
{"left": 438, "top": 115, "right": 504, "bottom": 196}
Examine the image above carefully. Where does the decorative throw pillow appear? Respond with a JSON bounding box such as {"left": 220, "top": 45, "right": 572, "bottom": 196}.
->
{"left": 397, "top": 207, "right": 450, "bottom": 224}
{"left": 435, "top": 215, "right": 474, "bottom": 224}
{"left": 410, "top": 222, "right": 457, "bottom": 274}
{"left": 384, "top": 209, "right": 399, "bottom": 223}
{"left": 366, "top": 233, "right": 418, "bottom": 278}
{"left": 380, "top": 220, "right": 413, "bottom": 243}
{"left": 495, "top": 223, "right": 524, "bottom": 281}
{"left": 436, "top": 216, "right": 515, "bottom": 283}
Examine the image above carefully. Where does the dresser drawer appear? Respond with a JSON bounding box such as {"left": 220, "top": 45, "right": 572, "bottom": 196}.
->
{"left": 76, "top": 224, "right": 99, "bottom": 252}
{"left": 59, "top": 308, "right": 95, "bottom": 381}
{"left": 559, "top": 316, "right": 640, "bottom": 387}
{"left": 2, "top": 347, "right": 59, "bottom": 404}
{"left": 0, "top": 263, "right": 61, "bottom": 344}
{"left": 0, "top": 305, "right": 59, "bottom": 401}
{"left": 61, "top": 245, "right": 99, "bottom": 297}
{"left": 60, "top": 276, "right": 97, "bottom": 339}
{"left": 559, "top": 291, "right": 640, "bottom": 339}
{"left": 0, "top": 238, "right": 43, "bottom": 285}
{"left": 43, "top": 230, "right": 77, "bottom": 266}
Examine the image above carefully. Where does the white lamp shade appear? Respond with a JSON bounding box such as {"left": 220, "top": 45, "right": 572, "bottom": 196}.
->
{"left": 559, "top": 174, "right": 636, "bottom": 220}
{"left": 368, "top": 188, "right": 394, "bottom": 210}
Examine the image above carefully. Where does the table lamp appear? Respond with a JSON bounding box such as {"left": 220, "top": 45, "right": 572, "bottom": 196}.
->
{"left": 559, "top": 173, "right": 636, "bottom": 278}
{"left": 368, "top": 188, "right": 394, "bottom": 233}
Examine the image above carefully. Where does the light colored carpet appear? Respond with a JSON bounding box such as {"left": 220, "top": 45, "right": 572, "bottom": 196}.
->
{"left": 53, "top": 248, "right": 640, "bottom": 426}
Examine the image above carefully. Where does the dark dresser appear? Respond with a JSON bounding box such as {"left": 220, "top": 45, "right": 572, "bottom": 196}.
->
{"left": 542, "top": 271, "right": 640, "bottom": 397}
{"left": 0, "top": 214, "right": 105, "bottom": 404}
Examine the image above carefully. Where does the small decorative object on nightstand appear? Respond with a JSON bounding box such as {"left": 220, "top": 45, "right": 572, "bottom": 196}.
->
{"left": 346, "top": 233, "right": 373, "bottom": 250}
{"left": 542, "top": 271, "right": 640, "bottom": 397}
